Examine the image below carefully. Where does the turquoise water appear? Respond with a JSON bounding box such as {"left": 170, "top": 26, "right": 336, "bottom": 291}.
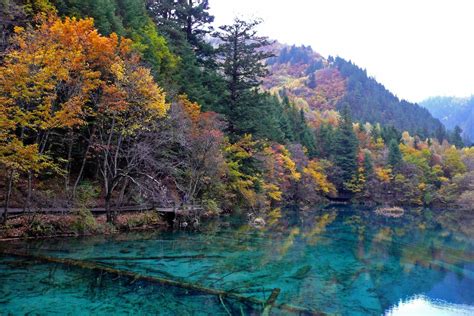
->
{"left": 1, "top": 206, "right": 474, "bottom": 315}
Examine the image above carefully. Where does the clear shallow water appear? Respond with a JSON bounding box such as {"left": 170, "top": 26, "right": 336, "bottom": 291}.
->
{"left": 1, "top": 206, "right": 474, "bottom": 315}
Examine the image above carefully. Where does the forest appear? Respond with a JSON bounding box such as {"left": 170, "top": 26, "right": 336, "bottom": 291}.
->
{"left": 1, "top": 0, "right": 473, "bottom": 233}
{"left": 421, "top": 96, "right": 474, "bottom": 145}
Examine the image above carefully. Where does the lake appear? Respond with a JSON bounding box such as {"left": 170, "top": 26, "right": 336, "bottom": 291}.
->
{"left": 1, "top": 206, "right": 473, "bottom": 315}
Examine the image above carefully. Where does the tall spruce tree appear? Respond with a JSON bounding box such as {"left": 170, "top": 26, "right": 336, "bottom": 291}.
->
{"left": 316, "top": 123, "right": 335, "bottom": 158}
{"left": 144, "top": 0, "right": 224, "bottom": 110}
{"left": 450, "top": 125, "right": 464, "bottom": 148}
{"left": 176, "top": 0, "right": 213, "bottom": 45}
{"left": 146, "top": 0, "right": 214, "bottom": 63}
{"left": 214, "top": 18, "right": 274, "bottom": 136}
{"left": 332, "top": 107, "right": 358, "bottom": 189}
{"left": 363, "top": 151, "right": 374, "bottom": 178}
{"left": 388, "top": 139, "right": 403, "bottom": 168}
{"left": 296, "top": 109, "right": 317, "bottom": 156}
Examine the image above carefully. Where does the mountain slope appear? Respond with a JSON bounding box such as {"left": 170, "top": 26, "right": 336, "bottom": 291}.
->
{"left": 421, "top": 96, "right": 474, "bottom": 143}
{"left": 264, "top": 45, "right": 444, "bottom": 137}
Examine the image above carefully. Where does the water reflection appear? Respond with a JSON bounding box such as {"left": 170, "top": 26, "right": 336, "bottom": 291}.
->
{"left": 386, "top": 295, "right": 474, "bottom": 316}
{"left": 1, "top": 206, "right": 473, "bottom": 315}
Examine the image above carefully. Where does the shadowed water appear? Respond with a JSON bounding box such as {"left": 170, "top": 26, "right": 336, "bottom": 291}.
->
{"left": 1, "top": 206, "right": 474, "bottom": 315}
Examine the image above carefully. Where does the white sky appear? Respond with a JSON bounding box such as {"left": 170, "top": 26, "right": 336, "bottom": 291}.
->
{"left": 209, "top": 0, "right": 474, "bottom": 103}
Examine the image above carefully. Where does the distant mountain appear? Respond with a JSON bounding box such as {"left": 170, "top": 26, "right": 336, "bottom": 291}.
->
{"left": 264, "top": 44, "right": 444, "bottom": 137}
{"left": 421, "top": 96, "right": 474, "bottom": 144}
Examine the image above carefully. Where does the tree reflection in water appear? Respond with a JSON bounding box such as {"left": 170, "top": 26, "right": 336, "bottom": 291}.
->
{"left": 1, "top": 206, "right": 473, "bottom": 315}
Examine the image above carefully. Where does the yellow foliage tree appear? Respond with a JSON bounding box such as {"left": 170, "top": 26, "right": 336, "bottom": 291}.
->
{"left": 375, "top": 167, "right": 392, "bottom": 183}
{"left": 303, "top": 160, "right": 335, "bottom": 194}
{"left": 443, "top": 146, "right": 467, "bottom": 178}
{"left": 224, "top": 135, "right": 261, "bottom": 210}
{"left": 0, "top": 15, "right": 168, "bottom": 222}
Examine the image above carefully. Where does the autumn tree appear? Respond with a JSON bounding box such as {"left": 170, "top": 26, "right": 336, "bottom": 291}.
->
{"left": 53, "top": 0, "right": 177, "bottom": 81}
{"left": 95, "top": 61, "right": 168, "bottom": 222}
{"left": 223, "top": 134, "right": 265, "bottom": 210}
{"left": 0, "top": 16, "right": 108, "bottom": 219}
{"left": 0, "top": 15, "right": 169, "bottom": 223}
{"left": 173, "top": 95, "right": 225, "bottom": 203}
{"left": 443, "top": 146, "right": 466, "bottom": 178}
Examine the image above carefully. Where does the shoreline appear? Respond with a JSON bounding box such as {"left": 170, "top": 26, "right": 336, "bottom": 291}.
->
{"left": 1, "top": 205, "right": 465, "bottom": 242}
{"left": 0, "top": 211, "right": 169, "bottom": 242}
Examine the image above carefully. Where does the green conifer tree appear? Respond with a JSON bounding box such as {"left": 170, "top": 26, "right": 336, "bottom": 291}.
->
{"left": 332, "top": 107, "right": 359, "bottom": 189}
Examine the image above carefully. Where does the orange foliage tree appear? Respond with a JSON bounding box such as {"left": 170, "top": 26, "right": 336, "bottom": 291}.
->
{"left": 0, "top": 15, "right": 168, "bottom": 222}
{"left": 175, "top": 95, "right": 226, "bottom": 204}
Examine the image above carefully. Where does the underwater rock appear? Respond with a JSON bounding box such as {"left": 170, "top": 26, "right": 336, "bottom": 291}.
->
{"left": 290, "top": 265, "right": 312, "bottom": 279}
{"left": 375, "top": 207, "right": 404, "bottom": 218}
{"left": 251, "top": 217, "right": 266, "bottom": 228}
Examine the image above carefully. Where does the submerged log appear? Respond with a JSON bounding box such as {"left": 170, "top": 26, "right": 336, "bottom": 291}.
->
{"left": 86, "top": 254, "right": 224, "bottom": 261}
{"left": 1, "top": 249, "right": 326, "bottom": 315}
{"left": 262, "top": 288, "right": 280, "bottom": 316}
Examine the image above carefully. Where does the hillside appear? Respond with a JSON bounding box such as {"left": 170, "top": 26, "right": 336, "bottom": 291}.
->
{"left": 264, "top": 45, "right": 444, "bottom": 137}
{"left": 421, "top": 96, "right": 474, "bottom": 144}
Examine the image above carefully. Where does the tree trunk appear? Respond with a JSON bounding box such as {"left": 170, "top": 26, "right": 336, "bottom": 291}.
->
{"left": 105, "top": 191, "right": 112, "bottom": 223}
{"left": 228, "top": 33, "right": 239, "bottom": 135}
{"left": 23, "top": 171, "right": 32, "bottom": 214}
{"left": 65, "top": 130, "right": 74, "bottom": 197}
{"left": 2, "top": 171, "right": 14, "bottom": 224}
{"left": 72, "top": 126, "right": 96, "bottom": 200}
{"left": 118, "top": 178, "right": 129, "bottom": 208}
{"left": 186, "top": 0, "right": 193, "bottom": 40}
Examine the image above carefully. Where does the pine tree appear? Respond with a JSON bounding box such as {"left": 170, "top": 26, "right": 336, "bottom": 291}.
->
{"left": 307, "top": 72, "right": 317, "bottom": 89}
{"left": 435, "top": 124, "right": 447, "bottom": 142}
{"left": 316, "top": 123, "right": 335, "bottom": 158}
{"left": 147, "top": 0, "right": 213, "bottom": 37}
{"left": 388, "top": 139, "right": 403, "bottom": 168}
{"left": 214, "top": 18, "right": 274, "bottom": 135}
{"left": 332, "top": 107, "right": 359, "bottom": 189}
{"left": 176, "top": 0, "right": 214, "bottom": 45}
{"left": 450, "top": 125, "right": 464, "bottom": 148}
{"left": 144, "top": 0, "right": 224, "bottom": 110}
{"left": 279, "top": 97, "right": 295, "bottom": 142}
{"left": 364, "top": 151, "right": 374, "bottom": 177}
{"left": 296, "top": 109, "right": 316, "bottom": 156}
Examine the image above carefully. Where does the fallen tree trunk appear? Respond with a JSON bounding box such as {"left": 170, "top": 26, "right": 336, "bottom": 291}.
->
{"left": 0, "top": 249, "right": 325, "bottom": 315}
{"left": 262, "top": 288, "right": 281, "bottom": 316}
{"left": 86, "top": 254, "right": 224, "bottom": 261}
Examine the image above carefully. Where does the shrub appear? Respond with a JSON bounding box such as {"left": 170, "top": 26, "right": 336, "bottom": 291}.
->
{"left": 25, "top": 217, "right": 56, "bottom": 237}
{"left": 71, "top": 208, "right": 97, "bottom": 234}
{"left": 202, "top": 199, "right": 221, "bottom": 216}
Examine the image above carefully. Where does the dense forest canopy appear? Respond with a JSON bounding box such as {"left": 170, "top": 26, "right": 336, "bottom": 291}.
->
{"left": 264, "top": 45, "right": 446, "bottom": 139}
{"left": 421, "top": 96, "right": 474, "bottom": 145}
{"left": 1, "top": 0, "right": 473, "bottom": 226}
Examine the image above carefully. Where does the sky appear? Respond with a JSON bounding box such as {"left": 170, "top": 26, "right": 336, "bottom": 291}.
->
{"left": 209, "top": 0, "right": 474, "bottom": 103}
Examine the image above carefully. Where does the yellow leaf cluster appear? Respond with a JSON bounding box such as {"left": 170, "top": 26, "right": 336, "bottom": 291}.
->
{"left": 375, "top": 167, "right": 392, "bottom": 183}
{"left": 178, "top": 95, "right": 201, "bottom": 122}
{"left": 303, "top": 160, "right": 335, "bottom": 194}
